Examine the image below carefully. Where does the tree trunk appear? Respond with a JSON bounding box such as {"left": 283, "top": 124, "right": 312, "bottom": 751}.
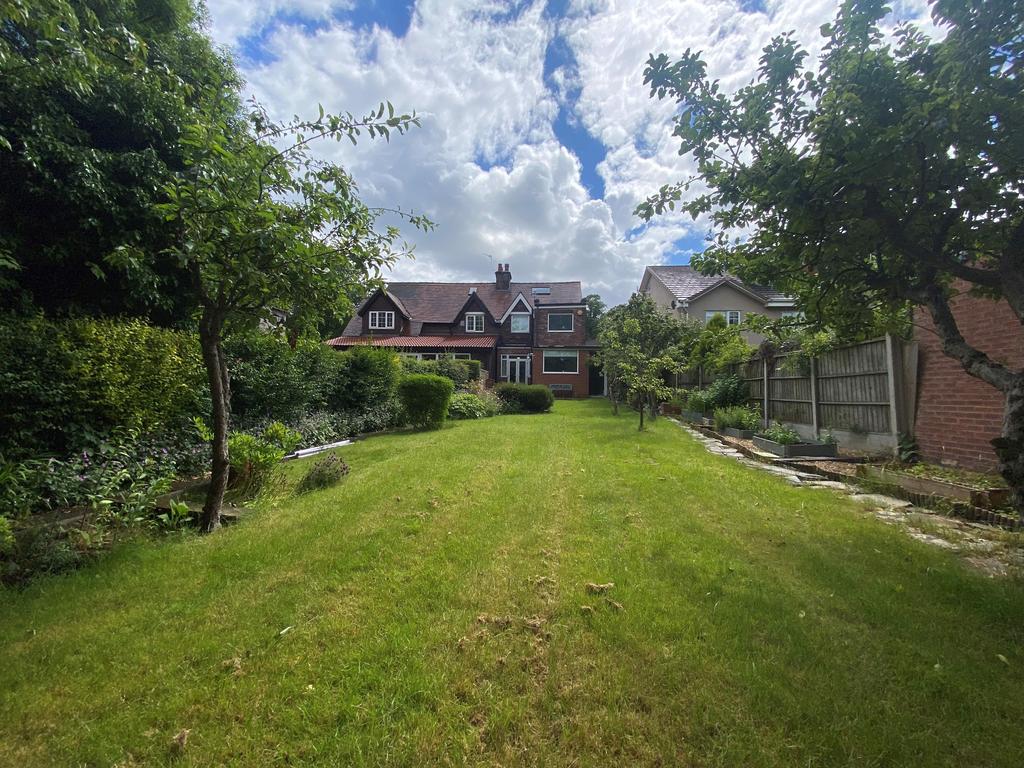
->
{"left": 648, "top": 393, "right": 658, "bottom": 422}
{"left": 993, "top": 375, "right": 1024, "bottom": 519}
{"left": 198, "top": 307, "right": 230, "bottom": 533}
{"left": 638, "top": 394, "right": 645, "bottom": 431}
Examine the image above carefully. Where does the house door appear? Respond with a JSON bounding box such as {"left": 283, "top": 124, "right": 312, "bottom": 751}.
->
{"left": 588, "top": 359, "right": 605, "bottom": 395}
{"left": 505, "top": 355, "right": 530, "bottom": 384}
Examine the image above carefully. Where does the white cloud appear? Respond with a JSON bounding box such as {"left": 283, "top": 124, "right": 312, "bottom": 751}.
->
{"left": 205, "top": 0, "right": 936, "bottom": 305}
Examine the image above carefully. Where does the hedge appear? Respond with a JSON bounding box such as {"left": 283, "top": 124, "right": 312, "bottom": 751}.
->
{"left": 0, "top": 314, "right": 207, "bottom": 458}
{"left": 398, "top": 374, "right": 455, "bottom": 429}
{"left": 494, "top": 383, "right": 554, "bottom": 413}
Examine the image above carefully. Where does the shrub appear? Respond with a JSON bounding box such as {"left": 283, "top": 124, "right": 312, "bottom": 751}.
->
{"left": 0, "top": 516, "right": 13, "bottom": 556}
{"left": 759, "top": 422, "right": 802, "bottom": 445}
{"left": 398, "top": 374, "right": 455, "bottom": 429}
{"left": 227, "top": 422, "right": 303, "bottom": 495}
{"left": 495, "top": 383, "right": 554, "bottom": 413}
{"left": 713, "top": 405, "right": 761, "bottom": 432}
{"left": 448, "top": 393, "right": 490, "bottom": 420}
{"left": 685, "top": 389, "right": 714, "bottom": 414}
{"left": 399, "top": 356, "right": 473, "bottom": 389}
{"left": 465, "top": 359, "right": 482, "bottom": 381}
{"left": 331, "top": 345, "right": 401, "bottom": 412}
{"left": 704, "top": 374, "right": 748, "bottom": 409}
{"left": 296, "top": 453, "right": 350, "bottom": 493}
{"left": 0, "top": 314, "right": 207, "bottom": 458}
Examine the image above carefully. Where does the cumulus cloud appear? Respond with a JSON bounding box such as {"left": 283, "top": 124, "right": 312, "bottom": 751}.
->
{"left": 204, "top": 0, "right": 935, "bottom": 304}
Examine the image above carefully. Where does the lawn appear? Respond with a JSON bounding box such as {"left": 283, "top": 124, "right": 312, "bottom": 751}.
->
{"left": 2, "top": 399, "right": 1023, "bottom": 766}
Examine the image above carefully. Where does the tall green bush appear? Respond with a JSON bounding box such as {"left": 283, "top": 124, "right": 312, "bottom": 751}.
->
{"left": 398, "top": 374, "right": 454, "bottom": 429}
{"left": 399, "top": 356, "right": 473, "bottom": 389}
{"left": 0, "top": 315, "right": 207, "bottom": 458}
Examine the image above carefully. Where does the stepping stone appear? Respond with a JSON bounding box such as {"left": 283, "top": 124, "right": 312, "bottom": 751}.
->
{"left": 804, "top": 480, "right": 851, "bottom": 491}
{"left": 851, "top": 493, "right": 912, "bottom": 509}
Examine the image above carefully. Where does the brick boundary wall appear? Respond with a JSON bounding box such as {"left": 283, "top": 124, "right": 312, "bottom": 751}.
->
{"left": 914, "top": 286, "right": 1024, "bottom": 472}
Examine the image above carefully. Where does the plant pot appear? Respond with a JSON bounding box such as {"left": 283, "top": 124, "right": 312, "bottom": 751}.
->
{"left": 752, "top": 435, "right": 838, "bottom": 458}
{"left": 857, "top": 466, "right": 1011, "bottom": 509}
{"left": 720, "top": 427, "right": 755, "bottom": 439}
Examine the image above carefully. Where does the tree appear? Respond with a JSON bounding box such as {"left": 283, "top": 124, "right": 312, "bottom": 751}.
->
{"left": 582, "top": 294, "right": 606, "bottom": 338}
{"left": 597, "top": 294, "right": 694, "bottom": 429}
{"left": 0, "top": 0, "right": 232, "bottom": 322}
{"left": 637, "top": 0, "right": 1024, "bottom": 513}
{"left": 154, "top": 97, "right": 432, "bottom": 531}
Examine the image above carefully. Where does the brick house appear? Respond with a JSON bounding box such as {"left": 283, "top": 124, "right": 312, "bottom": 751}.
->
{"left": 326, "top": 265, "right": 602, "bottom": 397}
{"left": 914, "top": 286, "right": 1024, "bottom": 472}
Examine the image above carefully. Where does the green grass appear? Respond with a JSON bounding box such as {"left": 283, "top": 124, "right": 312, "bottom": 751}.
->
{"left": 2, "top": 400, "right": 1023, "bottom": 766}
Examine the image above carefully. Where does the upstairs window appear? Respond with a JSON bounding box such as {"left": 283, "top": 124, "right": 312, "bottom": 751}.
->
{"left": 465, "top": 312, "right": 485, "bottom": 332}
{"left": 547, "top": 313, "right": 573, "bottom": 332}
{"left": 510, "top": 313, "right": 530, "bottom": 333}
{"left": 368, "top": 311, "right": 395, "bottom": 330}
{"left": 705, "top": 310, "right": 741, "bottom": 326}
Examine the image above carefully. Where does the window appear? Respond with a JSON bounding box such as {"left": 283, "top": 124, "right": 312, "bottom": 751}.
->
{"left": 368, "top": 310, "right": 394, "bottom": 330}
{"left": 465, "top": 312, "right": 484, "bottom": 332}
{"left": 780, "top": 310, "right": 803, "bottom": 319}
{"left": 449, "top": 353, "right": 471, "bottom": 359}
{"left": 547, "top": 313, "right": 573, "bottom": 332}
{"left": 705, "top": 310, "right": 741, "bottom": 326}
{"left": 542, "top": 350, "right": 578, "bottom": 374}
{"left": 510, "top": 313, "right": 530, "bottom": 333}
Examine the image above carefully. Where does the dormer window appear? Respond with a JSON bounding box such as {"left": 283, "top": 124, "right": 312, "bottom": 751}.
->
{"left": 465, "top": 312, "right": 485, "bottom": 332}
{"left": 368, "top": 311, "right": 395, "bottom": 330}
{"left": 547, "top": 313, "right": 573, "bottom": 332}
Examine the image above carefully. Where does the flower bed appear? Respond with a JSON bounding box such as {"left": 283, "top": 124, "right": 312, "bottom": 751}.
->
{"left": 857, "top": 465, "right": 1010, "bottom": 510}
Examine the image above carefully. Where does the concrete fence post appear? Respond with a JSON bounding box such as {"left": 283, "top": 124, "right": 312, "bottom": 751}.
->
{"left": 762, "top": 357, "right": 770, "bottom": 428}
{"left": 810, "top": 356, "right": 820, "bottom": 438}
{"left": 884, "top": 333, "right": 900, "bottom": 457}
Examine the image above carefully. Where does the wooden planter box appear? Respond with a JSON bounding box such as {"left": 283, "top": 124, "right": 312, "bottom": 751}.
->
{"left": 660, "top": 403, "right": 682, "bottom": 416}
{"left": 753, "top": 435, "right": 838, "bottom": 458}
{"left": 720, "top": 427, "right": 755, "bottom": 439}
{"left": 857, "top": 465, "right": 1011, "bottom": 509}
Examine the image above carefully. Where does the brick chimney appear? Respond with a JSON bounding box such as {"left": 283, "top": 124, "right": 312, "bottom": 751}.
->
{"left": 495, "top": 263, "right": 512, "bottom": 290}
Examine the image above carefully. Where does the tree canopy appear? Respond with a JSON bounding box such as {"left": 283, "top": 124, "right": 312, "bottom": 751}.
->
{"left": 637, "top": 0, "right": 1024, "bottom": 511}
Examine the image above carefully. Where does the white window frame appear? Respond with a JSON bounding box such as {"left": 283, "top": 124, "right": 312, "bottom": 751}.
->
{"left": 510, "top": 312, "right": 530, "bottom": 333}
{"left": 465, "top": 312, "right": 485, "bottom": 333}
{"left": 542, "top": 349, "right": 579, "bottom": 374}
{"left": 367, "top": 310, "right": 395, "bottom": 330}
{"left": 448, "top": 353, "right": 471, "bottom": 359}
{"left": 705, "top": 310, "right": 741, "bottom": 326}
{"left": 547, "top": 313, "right": 574, "bottom": 333}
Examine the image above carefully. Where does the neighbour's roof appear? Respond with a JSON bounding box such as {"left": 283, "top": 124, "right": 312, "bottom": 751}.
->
{"left": 341, "top": 280, "right": 583, "bottom": 336}
{"left": 325, "top": 334, "right": 499, "bottom": 349}
{"left": 644, "top": 265, "right": 793, "bottom": 305}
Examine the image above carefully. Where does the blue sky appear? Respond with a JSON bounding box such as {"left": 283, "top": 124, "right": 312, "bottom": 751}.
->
{"left": 206, "top": 0, "right": 933, "bottom": 304}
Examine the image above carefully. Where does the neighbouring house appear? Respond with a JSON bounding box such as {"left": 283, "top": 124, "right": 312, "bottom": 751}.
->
{"left": 638, "top": 265, "right": 797, "bottom": 341}
{"left": 914, "top": 284, "right": 1024, "bottom": 472}
{"left": 326, "top": 264, "right": 602, "bottom": 397}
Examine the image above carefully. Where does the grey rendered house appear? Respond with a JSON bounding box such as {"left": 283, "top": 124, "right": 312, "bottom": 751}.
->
{"left": 638, "top": 265, "right": 797, "bottom": 341}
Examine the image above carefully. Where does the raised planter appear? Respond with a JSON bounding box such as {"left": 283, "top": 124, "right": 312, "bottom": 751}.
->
{"left": 660, "top": 403, "right": 682, "bottom": 416}
{"left": 720, "top": 426, "right": 755, "bottom": 439}
{"left": 857, "top": 465, "right": 1010, "bottom": 510}
{"left": 681, "top": 410, "right": 711, "bottom": 426}
{"left": 753, "top": 435, "right": 838, "bottom": 458}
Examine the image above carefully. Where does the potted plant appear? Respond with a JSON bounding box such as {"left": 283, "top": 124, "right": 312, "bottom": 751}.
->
{"left": 713, "top": 404, "right": 760, "bottom": 439}
{"left": 753, "top": 422, "right": 838, "bottom": 458}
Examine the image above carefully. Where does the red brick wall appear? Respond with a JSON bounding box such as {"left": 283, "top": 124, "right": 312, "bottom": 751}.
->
{"left": 531, "top": 349, "right": 591, "bottom": 397}
{"left": 914, "top": 288, "right": 1023, "bottom": 471}
{"left": 534, "top": 306, "right": 586, "bottom": 347}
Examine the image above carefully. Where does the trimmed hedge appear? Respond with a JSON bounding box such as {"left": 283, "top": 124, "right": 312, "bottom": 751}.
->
{"left": 398, "top": 374, "right": 455, "bottom": 429}
{"left": 0, "top": 314, "right": 207, "bottom": 458}
{"left": 399, "top": 356, "right": 475, "bottom": 389}
{"left": 494, "top": 383, "right": 554, "bottom": 413}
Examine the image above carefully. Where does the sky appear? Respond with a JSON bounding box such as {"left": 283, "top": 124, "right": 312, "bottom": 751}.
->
{"left": 204, "top": 0, "right": 936, "bottom": 305}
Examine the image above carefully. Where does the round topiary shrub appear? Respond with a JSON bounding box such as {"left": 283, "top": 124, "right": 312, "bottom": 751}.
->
{"left": 296, "top": 453, "right": 350, "bottom": 493}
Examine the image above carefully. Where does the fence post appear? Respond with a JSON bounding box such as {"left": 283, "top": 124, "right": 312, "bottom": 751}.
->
{"left": 762, "top": 357, "right": 770, "bottom": 427}
{"left": 810, "top": 356, "right": 819, "bottom": 438}
{"left": 884, "top": 333, "right": 900, "bottom": 457}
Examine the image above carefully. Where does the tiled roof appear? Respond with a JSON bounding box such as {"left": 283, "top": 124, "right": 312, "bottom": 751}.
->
{"left": 645, "top": 265, "right": 793, "bottom": 305}
{"left": 341, "top": 280, "right": 583, "bottom": 336}
{"left": 325, "top": 335, "right": 498, "bottom": 349}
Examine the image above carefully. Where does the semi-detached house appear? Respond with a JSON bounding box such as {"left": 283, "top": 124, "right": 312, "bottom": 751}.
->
{"left": 326, "top": 264, "right": 602, "bottom": 397}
